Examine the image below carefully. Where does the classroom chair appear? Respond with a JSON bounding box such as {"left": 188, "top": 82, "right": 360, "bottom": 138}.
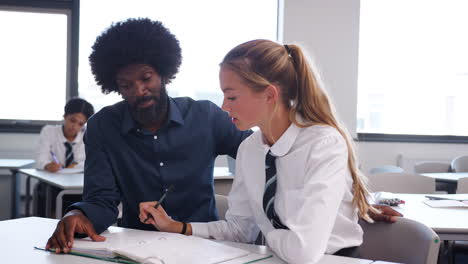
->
{"left": 369, "top": 165, "right": 404, "bottom": 174}
{"left": 358, "top": 218, "right": 440, "bottom": 264}
{"left": 451, "top": 155, "right": 468, "bottom": 172}
{"left": 215, "top": 194, "right": 229, "bottom": 221}
{"left": 414, "top": 161, "right": 451, "bottom": 173}
{"left": 367, "top": 172, "right": 436, "bottom": 194}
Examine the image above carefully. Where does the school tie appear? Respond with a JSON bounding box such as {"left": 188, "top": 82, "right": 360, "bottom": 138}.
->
{"left": 64, "top": 142, "right": 75, "bottom": 167}
{"left": 262, "top": 151, "right": 288, "bottom": 229}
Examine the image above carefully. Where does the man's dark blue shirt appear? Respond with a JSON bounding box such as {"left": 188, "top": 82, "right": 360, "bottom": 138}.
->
{"left": 70, "top": 97, "right": 251, "bottom": 233}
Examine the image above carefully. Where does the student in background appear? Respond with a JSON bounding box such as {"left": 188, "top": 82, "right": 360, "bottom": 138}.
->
{"left": 140, "top": 40, "right": 395, "bottom": 263}
{"left": 34, "top": 97, "right": 94, "bottom": 216}
{"left": 35, "top": 97, "right": 95, "bottom": 172}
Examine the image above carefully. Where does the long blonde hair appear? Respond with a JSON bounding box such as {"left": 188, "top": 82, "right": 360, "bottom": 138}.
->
{"left": 221, "top": 39, "right": 377, "bottom": 222}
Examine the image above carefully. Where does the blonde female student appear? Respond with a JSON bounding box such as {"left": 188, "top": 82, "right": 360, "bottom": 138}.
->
{"left": 139, "top": 40, "right": 391, "bottom": 263}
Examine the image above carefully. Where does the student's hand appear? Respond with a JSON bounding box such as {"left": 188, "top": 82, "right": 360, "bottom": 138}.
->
{"left": 44, "top": 162, "right": 62, "bottom": 172}
{"left": 45, "top": 209, "right": 105, "bottom": 254}
{"left": 369, "top": 204, "right": 403, "bottom": 223}
{"left": 66, "top": 162, "right": 77, "bottom": 169}
{"left": 139, "top": 202, "right": 182, "bottom": 233}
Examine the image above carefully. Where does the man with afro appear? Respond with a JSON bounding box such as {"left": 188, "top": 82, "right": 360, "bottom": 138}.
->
{"left": 46, "top": 18, "right": 251, "bottom": 252}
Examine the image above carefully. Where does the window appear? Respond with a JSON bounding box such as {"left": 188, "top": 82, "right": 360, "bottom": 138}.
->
{"left": 78, "top": 0, "right": 279, "bottom": 112}
{"left": 0, "top": 7, "right": 69, "bottom": 125}
{"left": 357, "top": 0, "right": 468, "bottom": 139}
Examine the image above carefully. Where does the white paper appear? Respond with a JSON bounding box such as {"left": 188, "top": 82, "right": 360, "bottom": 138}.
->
{"left": 72, "top": 229, "right": 249, "bottom": 264}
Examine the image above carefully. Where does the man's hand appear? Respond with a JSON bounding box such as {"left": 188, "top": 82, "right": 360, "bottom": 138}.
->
{"left": 44, "top": 162, "right": 62, "bottom": 173}
{"left": 369, "top": 204, "right": 403, "bottom": 223}
{"left": 45, "top": 209, "right": 105, "bottom": 253}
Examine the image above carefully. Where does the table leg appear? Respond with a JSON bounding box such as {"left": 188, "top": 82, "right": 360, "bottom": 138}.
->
{"left": 10, "top": 169, "right": 19, "bottom": 219}
{"left": 25, "top": 176, "right": 31, "bottom": 217}
{"left": 45, "top": 185, "right": 52, "bottom": 218}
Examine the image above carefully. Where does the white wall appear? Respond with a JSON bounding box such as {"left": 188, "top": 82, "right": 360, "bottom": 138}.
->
{"left": 0, "top": 0, "right": 466, "bottom": 174}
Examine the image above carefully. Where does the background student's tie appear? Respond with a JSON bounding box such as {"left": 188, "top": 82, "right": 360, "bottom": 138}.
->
{"left": 64, "top": 142, "right": 75, "bottom": 167}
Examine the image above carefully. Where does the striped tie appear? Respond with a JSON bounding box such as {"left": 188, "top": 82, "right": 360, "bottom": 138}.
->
{"left": 262, "top": 151, "right": 288, "bottom": 229}
{"left": 64, "top": 142, "right": 75, "bottom": 167}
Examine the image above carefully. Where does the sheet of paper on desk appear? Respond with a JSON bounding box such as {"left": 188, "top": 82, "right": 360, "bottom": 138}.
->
{"left": 57, "top": 168, "right": 83, "bottom": 174}
{"left": 73, "top": 228, "right": 249, "bottom": 264}
{"left": 423, "top": 200, "right": 468, "bottom": 208}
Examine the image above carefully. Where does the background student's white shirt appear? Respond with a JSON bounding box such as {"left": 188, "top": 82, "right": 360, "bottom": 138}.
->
{"left": 191, "top": 124, "right": 363, "bottom": 264}
{"left": 35, "top": 125, "right": 85, "bottom": 170}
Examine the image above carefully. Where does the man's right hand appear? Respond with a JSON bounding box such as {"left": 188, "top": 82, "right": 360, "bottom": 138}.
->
{"left": 45, "top": 209, "right": 105, "bottom": 253}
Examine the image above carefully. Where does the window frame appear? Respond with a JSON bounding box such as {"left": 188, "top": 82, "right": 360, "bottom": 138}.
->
{"left": 0, "top": 0, "right": 79, "bottom": 133}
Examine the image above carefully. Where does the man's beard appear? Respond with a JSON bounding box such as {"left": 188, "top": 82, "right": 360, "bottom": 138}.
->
{"left": 129, "top": 86, "right": 169, "bottom": 127}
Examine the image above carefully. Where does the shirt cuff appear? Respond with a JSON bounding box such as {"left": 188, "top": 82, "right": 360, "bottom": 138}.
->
{"left": 190, "top": 222, "right": 211, "bottom": 239}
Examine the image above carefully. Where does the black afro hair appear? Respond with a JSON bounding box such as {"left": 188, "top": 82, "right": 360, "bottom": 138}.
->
{"left": 89, "top": 18, "right": 182, "bottom": 94}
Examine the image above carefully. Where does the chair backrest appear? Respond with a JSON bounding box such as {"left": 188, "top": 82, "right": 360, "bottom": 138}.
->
{"left": 215, "top": 194, "right": 229, "bottom": 220}
{"left": 451, "top": 155, "right": 468, "bottom": 172}
{"left": 368, "top": 173, "right": 436, "bottom": 194}
{"left": 359, "top": 218, "right": 440, "bottom": 264}
{"left": 369, "top": 165, "right": 404, "bottom": 174}
{"left": 227, "top": 156, "right": 236, "bottom": 174}
{"left": 457, "top": 177, "right": 468, "bottom": 194}
{"left": 414, "top": 161, "right": 451, "bottom": 173}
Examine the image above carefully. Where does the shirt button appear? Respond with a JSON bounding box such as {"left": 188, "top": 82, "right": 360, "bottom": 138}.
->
{"left": 160, "top": 162, "right": 164, "bottom": 167}
{"left": 154, "top": 135, "right": 158, "bottom": 139}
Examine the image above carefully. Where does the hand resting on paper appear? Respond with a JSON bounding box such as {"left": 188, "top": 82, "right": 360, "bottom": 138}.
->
{"left": 369, "top": 204, "right": 403, "bottom": 223}
{"left": 139, "top": 201, "right": 191, "bottom": 235}
{"left": 45, "top": 209, "right": 105, "bottom": 254}
{"left": 65, "top": 162, "right": 78, "bottom": 169}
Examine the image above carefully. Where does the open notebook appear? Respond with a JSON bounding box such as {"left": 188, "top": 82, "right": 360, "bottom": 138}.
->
{"left": 71, "top": 228, "right": 250, "bottom": 264}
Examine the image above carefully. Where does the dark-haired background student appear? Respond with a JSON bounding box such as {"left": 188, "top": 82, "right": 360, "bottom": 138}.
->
{"left": 34, "top": 97, "right": 94, "bottom": 216}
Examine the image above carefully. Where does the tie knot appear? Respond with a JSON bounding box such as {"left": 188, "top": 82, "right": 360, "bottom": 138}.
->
{"left": 64, "top": 142, "right": 74, "bottom": 149}
{"left": 265, "top": 151, "right": 276, "bottom": 167}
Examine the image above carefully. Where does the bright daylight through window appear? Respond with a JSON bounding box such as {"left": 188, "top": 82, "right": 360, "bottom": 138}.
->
{"left": 79, "top": 0, "right": 278, "bottom": 112}
{"left": 0, "top": 9, "right": 68, "bottom": 121}
{"left": 357, "top": 0, "right": 468, "bottom": 136}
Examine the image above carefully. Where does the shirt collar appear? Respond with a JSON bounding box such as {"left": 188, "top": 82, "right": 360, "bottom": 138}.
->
{"left": 269, "top": 122, "right": 300, "bottom": 157}
{"left": 121, "top": 97, "right": 185, "bottom": 135}
{"left": 254, "top": 114, "right": 304, "bottom": 157}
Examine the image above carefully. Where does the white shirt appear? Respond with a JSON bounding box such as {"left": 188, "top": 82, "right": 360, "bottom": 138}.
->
{"left": 35, "top": 125, "right": 86, "bottom": 170}
{"left": 191, "top": 124, "right": 363, "bottom": 264}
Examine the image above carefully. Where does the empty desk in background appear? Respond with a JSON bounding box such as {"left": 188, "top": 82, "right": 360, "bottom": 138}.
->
{"left": 421, "top": 172, "right": 468, "bottom": 194}
{"left": 20, "top": 167, "right": 234, "bottom": 218}
{"left": 392, "top": 193, "right": 468, "bottom": 241}
{"left": 19, "top": 169, "right": 83, "bottom": 219}
{"left": 0, "top": 217, "right": 398, "bottom": 264}
{"left": 214, "top": 166, "right": 234, "bottom": 196}
{"left": 0, "top": 159, "right": 35, "bottom": 218}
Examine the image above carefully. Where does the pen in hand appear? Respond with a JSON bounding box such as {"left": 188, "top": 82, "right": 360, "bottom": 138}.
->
{"left": 143, "top": 185, "right": 175, "bottom": 223}
{"left": 50, "top": 151, "right": 63, "bottom": 169}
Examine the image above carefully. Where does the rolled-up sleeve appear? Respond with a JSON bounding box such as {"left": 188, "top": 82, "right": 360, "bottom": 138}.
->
{"left": 266, "top": 135, "right": 348, "bottom": 264}
{"left": 68, "top": 117, "right": 120, "bottom": 234}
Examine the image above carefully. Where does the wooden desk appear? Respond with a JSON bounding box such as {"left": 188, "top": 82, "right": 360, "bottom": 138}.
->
{"left": 0, "top": 159, "right": 35, "bottom": 218}
{"left": 0, "top": 217, "right": 384, "bottom": 264}
{"left": 392, "top": 193, "right": 468, "bottom": 240}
